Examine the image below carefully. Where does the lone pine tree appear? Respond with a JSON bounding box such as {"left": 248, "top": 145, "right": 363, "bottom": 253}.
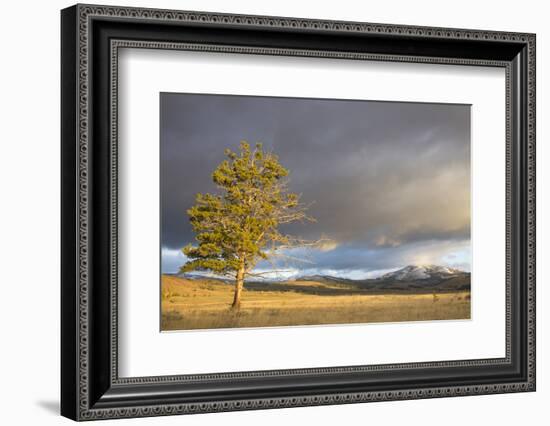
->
{"left": 181, "top": 141, "right": 315, "bottom": 309}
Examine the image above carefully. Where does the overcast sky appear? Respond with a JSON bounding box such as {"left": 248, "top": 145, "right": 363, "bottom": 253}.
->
{"left": 160, "top": 93, "right": 471, "bottom": 278}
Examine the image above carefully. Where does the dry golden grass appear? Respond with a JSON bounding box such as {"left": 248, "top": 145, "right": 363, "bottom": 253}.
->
{"left": 161, "top": 275, "right": 471, "bottom": 331}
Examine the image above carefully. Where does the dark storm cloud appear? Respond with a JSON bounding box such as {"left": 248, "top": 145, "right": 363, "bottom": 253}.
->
{"left": 160, "top": 93, "right": 470, "bottom": 273}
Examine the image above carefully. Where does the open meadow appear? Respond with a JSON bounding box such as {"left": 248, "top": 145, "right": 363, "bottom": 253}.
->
{"left": 161, "top": 275, "right": 471, "bottom": 331}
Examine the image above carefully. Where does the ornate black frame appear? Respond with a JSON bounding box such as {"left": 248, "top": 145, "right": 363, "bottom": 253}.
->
{"left": 61, "top": 4, "right": 536, "bottom": 421}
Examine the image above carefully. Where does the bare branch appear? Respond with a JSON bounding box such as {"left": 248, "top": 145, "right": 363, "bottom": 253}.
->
{"left": 267, "top": 252, "right": 316, "bottom": 265}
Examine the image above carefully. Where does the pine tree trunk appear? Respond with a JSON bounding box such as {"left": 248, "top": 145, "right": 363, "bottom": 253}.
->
{"left": 231, "top": 266, "right": 245, "bottom": 309}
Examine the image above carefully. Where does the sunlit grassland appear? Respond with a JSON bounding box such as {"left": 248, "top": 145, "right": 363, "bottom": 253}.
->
{"left": 161, "top": 275, "right": 471, "bottom": 331}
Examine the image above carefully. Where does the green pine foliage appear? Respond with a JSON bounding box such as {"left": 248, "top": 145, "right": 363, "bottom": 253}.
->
{"left": 181, "top": 141, "right": 313, "bottom": 307}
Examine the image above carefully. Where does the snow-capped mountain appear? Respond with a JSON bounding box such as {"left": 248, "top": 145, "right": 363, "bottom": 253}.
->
{"left": 379, "top": 265, "right": 465, "bottom": 281}
{"left": 175, "top": 265, "right": 467, "bottom": 284}
{"left": 168, "top": 264, "right": 470, "bottom": 292}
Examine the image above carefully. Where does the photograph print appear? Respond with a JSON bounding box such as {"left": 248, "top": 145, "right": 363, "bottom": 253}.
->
{"left": 160, "top": 93, "right": 471, "bottom": 331}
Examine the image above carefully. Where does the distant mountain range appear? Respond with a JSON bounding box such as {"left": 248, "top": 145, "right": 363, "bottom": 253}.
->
{"left": 294, "top": 265, "right": 469, "bottom": 292}
{"left": 379, "top": 265, "right": 465, "bottom": 281}
{"left": 173, "top": 264, "right": 470, "bottom": 293}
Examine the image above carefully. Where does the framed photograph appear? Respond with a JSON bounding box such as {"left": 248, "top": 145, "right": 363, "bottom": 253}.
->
{"left": 61, "top": 4, "right": 536, "bottom": 421}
